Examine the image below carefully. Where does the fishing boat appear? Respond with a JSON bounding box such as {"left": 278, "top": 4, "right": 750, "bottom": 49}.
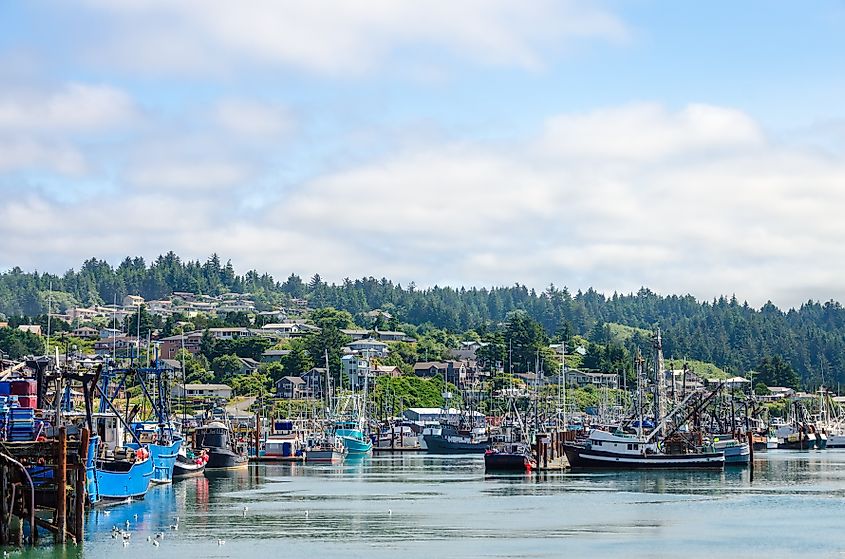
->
{"left": 255, "top": 419, "right": 307, "bottom": 461}
{"left": 485, "top": 441, "right": 536, "bottom": 472}
{"left": 173, "top": 446, "right": 207, "bottom": 478}
{"left": 563, "top": 429, "right": 724, "bottom": 469}
{"left": 127, "top": 422, "right": 183, "bottom": 484}
{"left": 424, "top": 423, "right": 490, "bottom": 454}
{"left": 306, "top": 436, "right": 347, "bottom": 463}
{"left": 90, "top": 414, "right": 154, "bottom": 500}
{"left": 194, "top": 421, "right": 249, "bottom": 470}
{"left": 333, "top": 421, "right": 373, "bottom": 454}
{"left": 713, "top": 436, "right": 751, "bottom": 465}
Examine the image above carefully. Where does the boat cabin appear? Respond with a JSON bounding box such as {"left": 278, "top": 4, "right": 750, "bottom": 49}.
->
{"left": 585, "top": 430, "right": 657, "bottom": 455}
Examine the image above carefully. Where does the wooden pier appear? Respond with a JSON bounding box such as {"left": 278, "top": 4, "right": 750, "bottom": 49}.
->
{"left": 533, "top": 431, "right": 572, "bottom": 471}
{"left": 0, "top": 426, "right": 90, "bottom": 546}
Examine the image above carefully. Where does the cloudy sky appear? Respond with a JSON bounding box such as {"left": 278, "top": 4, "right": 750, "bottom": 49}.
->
{"left": 1, "top": 1, "right": 844, "bottom": 308}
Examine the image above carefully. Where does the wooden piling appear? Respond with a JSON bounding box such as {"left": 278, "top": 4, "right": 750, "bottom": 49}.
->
{"left": 747, "top": 431, "right": 754, "bottom": 483}
{"left": 56, "top": 426, "right": 67, "bottom": 543}
{"left": 74, "top": 428, "right": 89, "bottom": 543}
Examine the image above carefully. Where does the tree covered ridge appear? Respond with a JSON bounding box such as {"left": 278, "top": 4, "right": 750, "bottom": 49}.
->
{"left": 1, "top": 252, "right": 843, "bottom": 387}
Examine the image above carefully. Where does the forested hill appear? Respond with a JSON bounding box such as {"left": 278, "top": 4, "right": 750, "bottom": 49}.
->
{"left": 1, "top": 252, "right": 844, "bottom": 386}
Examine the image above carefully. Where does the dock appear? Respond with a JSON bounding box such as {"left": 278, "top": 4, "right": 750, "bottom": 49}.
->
{"left": 0, "top": 426, "right": 90, "bottom": 545}
{"left": 533, "top": 431, "right": 571, "bottom": 471}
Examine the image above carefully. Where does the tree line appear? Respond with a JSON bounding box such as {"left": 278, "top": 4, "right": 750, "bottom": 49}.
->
{"left": 0, "top": 253, "right": 841, "bottom": 387}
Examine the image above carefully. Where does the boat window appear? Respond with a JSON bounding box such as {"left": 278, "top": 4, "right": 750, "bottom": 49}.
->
{"left": 627, "top": 444, "right": 632, "bottom": 450}
{"left": 595, "top": 440, "right": 602, "bottom": 446}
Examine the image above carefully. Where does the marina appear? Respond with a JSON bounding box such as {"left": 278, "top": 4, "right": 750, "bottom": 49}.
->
{"left": 15, "top": 450, "right": 845, "bottom": 559}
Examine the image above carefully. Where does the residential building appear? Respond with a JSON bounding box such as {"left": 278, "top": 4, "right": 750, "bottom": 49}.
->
{"left": 413, "top": 360, "right": 467, "bottom": 384}
{"left": 207, "top": 327, "right": 254, "bottom": 340}
{"left": 560, "top": 369, "right": 619, "bottom": 389}
{"left": 93, "top": 336, "right": 140, "bottom": 357}
{"left": 171, "top": 383, "right": 232, "bottom": 400}
{"left": 17, "top": 325, "right": 42, "bottom": 336}
{"left": 345, "top": 338, "right": 389, "bottom": 358}
{"left": 275, "top": 376, "right": 306, "bottom": 399}
{"left": 72, "top": 326, "right": 99, "bottom": 339}
{"left": 235, "top": 357, "right": 260, "bottom": 374}
{"left": 123, "top": 295, "right": 145, "bottom": 308}
{"left": 99, "top": 328, "right": 122, "bottom": 339}
{"left": 158, "top": 331, "right": 204, "bottom": 359}
{"left": 261, "top": 349, "right": 291, "bottom": 363}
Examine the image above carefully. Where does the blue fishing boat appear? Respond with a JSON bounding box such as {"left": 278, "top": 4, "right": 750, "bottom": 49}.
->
{"left": 127, "top": 423, "right": 183, "bottom": 484}
{"left": 90, "top": 413, "right": 154, "bottom": 501}
{"left": 333, "top": 422, "right": 373, "bottom": 454}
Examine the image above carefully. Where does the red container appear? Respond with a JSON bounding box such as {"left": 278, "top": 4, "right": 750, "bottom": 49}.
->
{"left": 11, "top": 380, "right": 36, "bottom": 396}
{"left": 16, "top": 396, "right": 37, "bottom": 409}
{"left": 11, "top": 379, "right": 36, "bottom": 396}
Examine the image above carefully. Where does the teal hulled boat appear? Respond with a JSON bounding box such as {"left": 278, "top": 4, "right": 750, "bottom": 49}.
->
{"left": 334, "top": 422, "right": 372, "bottom": 454}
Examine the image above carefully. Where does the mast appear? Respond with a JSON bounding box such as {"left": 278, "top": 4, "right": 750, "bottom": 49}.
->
{"left": 653, "top": 328, "right": 666, "bottom": 438}
{"left": 46, "top": 280, "right": 53, "bottom": 356}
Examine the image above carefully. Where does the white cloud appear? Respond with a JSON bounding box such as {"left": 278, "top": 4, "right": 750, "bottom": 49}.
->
{"left": 72, "top": 0, "right": 628, "bottom": 75}
{"left": 127, "top": 161, "right": 251, "bottom": 191}
{"left": 0, "top": 83, "right": 137, "bottom": 132}
{"left": 2, "top": 102, "right": 844, "bottom": 308}
{"left": 214, "top": 99, "right": 295, "bottom": 139}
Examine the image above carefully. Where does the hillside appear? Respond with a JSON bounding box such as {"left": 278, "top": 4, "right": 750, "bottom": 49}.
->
{"left": 0, "top": 253, "right": 841, "bottom": 387}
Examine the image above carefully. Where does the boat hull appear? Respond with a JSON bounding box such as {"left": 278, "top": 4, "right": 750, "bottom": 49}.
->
{"left": 563, "top": 444, "right": 724, "bottom": 470}
{"left": 484, "top": 451, "right": 534, "bottom": 472}
{"left": 128, "top": 438, "right": 182, "bottom": 484}
{"left": 203, "top": 448, "right": 249, "bottom": 470}
{"left": 423, "top": 434, "right": 489, "bottom": 454}
{"left": 306, "top": 449, "right": 345, "bottom": 463}
{"left": 173, "top": 453, "right": 206, "bottom": 478}
{"left": 93, "top": 455, "right": 154, "bottom": 500}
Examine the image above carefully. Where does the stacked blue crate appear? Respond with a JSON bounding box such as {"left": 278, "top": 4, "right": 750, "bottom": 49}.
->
{"left": 8, "top": 407, "right": 35, "bottom": 441}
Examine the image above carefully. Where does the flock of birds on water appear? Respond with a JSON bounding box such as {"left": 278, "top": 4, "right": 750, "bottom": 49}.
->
{"left": 101, "top": 505, "right": 394, "bottom": 548}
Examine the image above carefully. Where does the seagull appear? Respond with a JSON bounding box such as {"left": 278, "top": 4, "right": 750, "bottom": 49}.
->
{"left": 217, "top": 539, "right": 226, "bottom": 546}
{"left": 122, "top": 532, "right": 131, "bottom": 541}
{"left": 147, "top": 536, "right": 152, "bottom": 542}
{"left": 155, "top": 532, "right": 164, "bottom": 540}
{"left": 304, "top": 511, "right": 309, "bottom": 518}
{"left": 174, "top": 516, "right": 180, "bottom": 523}
{"left": 125, "top": 520, "right": 131, "bottom": 528}
{"left": 152, "top": 540, "right": 160, "bottom": 547}
{"left": 122, "top": 540, "right": 130, "bottom": 548}
{"left": 104, "top": 510, "right": 111, "bottom": 516}
{"left": 133, "top": 514, "right": 139, "bottom": 521}
{"left": 169, "top": 524, "right": 178, "bottom": 531}
{"left": 388, "top": 509, "right": 392, "bottom": 516}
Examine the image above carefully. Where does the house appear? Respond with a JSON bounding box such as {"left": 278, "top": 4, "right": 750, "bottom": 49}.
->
{"left": 373, "top": 365, "right": 402, "bottom": 378}
{"left": 17, "top": 325, "right": 42, "bottom": 336}
{"left": 99, "top": 327, "right": 122, "bottom": 339}
{"left": 259, "top": 322, "right": 313, "bottom": 338}
{"left": 345, "top": 338, "right": 389, "bottom": 358}
{"left": 123, "top": 295, "right": 145, "bottom": 308}
{"left": 412, "top": 360, "right": 467, "bottom": 384}
{"left": 160, "top": 359, "right": 183, "bottom": 372}
{"left": 560, "top": 369, "right": 619, "bottom": 389}
{"left": 375, "top": 330, "right": 413, "bottom": 342}
{"left": 758, "top": 386, "right": 796, "bottom": 402}
{"left": 341, "top": 329, "right": 371, "bottom": 341}
{"left": 172, "top": 383, "right": 232, "bottom": 400}
{"left": 342, "top": 354, "right": 371, "bottom": 389}
{"left": 72, "top": 326, "right": 99, "bottom": 339}
{"left": 261, "top": 349, "right": 291, "bottom": 363}
{"left": 158, "top": 331, "right": 204, "bottom": 359}
{"left": 301, "top": 367, "right": 327, "bottom": 396}
{"left": 207, "top": 327, "right": 254, "bottom": 340}
{"left": 146, "top": 300, "right": 173, "bottom": 316}
{"left": 235, "top": 357, "right": 260, "bottom": 374}
{"left": 93, "top": 336, "right": 139, "bottom": 356}
{"left": 275, "top": 376, "right": 306, "bottom": 399}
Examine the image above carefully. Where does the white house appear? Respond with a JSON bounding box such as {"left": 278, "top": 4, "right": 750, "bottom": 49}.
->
{"left": 171, "top": 383, "right": 233, "bottom": 399}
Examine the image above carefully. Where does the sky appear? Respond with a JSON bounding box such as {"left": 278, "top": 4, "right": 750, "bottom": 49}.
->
{"left": 1, "top": 1, "right": 844, "bottom": 308}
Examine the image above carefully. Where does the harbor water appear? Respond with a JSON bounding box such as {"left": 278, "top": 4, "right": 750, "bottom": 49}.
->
{"left": 20, "top": 450, "right": 845, "bottom": 558}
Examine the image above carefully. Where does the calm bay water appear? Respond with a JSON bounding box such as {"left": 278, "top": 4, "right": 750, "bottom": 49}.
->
{"left": 16, "top": 451, "right": 845, "bottom": 559}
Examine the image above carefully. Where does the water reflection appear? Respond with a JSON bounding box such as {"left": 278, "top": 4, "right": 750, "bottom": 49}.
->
{"left": 12, "top": 451, "right": 845, "bottom": 558}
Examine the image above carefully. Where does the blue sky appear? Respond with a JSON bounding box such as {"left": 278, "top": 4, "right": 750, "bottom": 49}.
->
{"left": 1, "top": 1, "right": 844, "bottom": 307}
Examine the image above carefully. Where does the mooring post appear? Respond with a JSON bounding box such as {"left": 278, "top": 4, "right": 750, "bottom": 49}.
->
{"left": 747, "top": 430, "right": 754, "bottom": 483}
{"left": 75, "top": 428, "right": 90, "bottom": 543}
{"left": 56, "top": 426, "right": 67, "bottom": 543}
